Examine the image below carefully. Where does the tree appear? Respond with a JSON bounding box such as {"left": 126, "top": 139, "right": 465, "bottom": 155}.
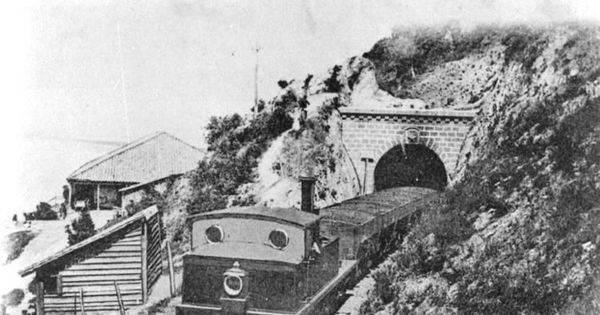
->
{"left": 32, "top": 202, "right": 58, "bottom": 220}
{"left": 66, "top": 209, "right": 95, "bottom": 245}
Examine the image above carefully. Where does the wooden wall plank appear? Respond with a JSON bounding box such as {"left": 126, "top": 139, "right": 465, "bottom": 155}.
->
{"left": 79, "top": 257, "right": 141, "bottom": 264}
{"left": 61, "top": 269, "right": 141, "bottom": 277}
{"left": 67, "top": 263, "right": 141, "bottom": 271}
{"left": 46, "top": 301, "right": 142, "bottom": 312}
{"left": 61, "top": 282, "right": 141, "bottom": 292}
{"left": 103, "top": 247, "right": 143, "bottom": 253}
{"left": 61, "top": 274, "right": 141, "bottom": 283}
{"left": 46, "top": 294, "right": 143, "bottom": 304}
{"left": 48, "top": 289, "right": 141, "bottom": 297}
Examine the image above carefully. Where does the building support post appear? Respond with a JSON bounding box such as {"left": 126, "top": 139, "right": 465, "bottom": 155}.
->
{"left": 67, "top": 182, "right": 73, "bottom": 210}
{"left": 141, "top": 221, "right": 148, "bottom": 302}
{"left": 167, "top": 241, "right": 176, "bottom": 297}
{"left": 35, "top": 282, "right": 44, "bottom": 315}
{"left": 360, "top": 157, "right": 374, "bottom": 195}
{"left": 114, "top": 281, "right": 125, "bottom": 315}
{"left": 96, "top": 184, "right": 100, "bottom": 210}
{"left": 69, "top": 183, "right": 75, "bottom": 210}
{"left": 79, "top": 288, "right": 85, "bottom": 314}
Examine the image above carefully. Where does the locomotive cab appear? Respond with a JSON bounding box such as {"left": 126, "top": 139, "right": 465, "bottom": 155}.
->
{"left": 177, "top": 206, "right": 340, "bottom": 315}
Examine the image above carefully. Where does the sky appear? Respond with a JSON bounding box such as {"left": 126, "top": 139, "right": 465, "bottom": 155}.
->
{"left": 0, "top": 0, "right": 599, "bottom": 214}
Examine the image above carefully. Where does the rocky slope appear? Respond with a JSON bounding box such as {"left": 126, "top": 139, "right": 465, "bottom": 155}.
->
{"left": 355, "top": 24, "right": 600, "bottom": 314}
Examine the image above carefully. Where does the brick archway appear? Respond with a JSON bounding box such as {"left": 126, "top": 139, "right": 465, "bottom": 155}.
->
{"left": 373, "top": 131, "right": 444, "bottom": 170}
{"left": 374, "top": 143, "right": 448, "bottom": 191}
{"left": 340, "top": 107, "right": 476, "bottom": 194}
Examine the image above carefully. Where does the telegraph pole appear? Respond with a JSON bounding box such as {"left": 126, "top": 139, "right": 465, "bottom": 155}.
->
{"left": 253, "top": 44, "right": 261, "bottom": 118}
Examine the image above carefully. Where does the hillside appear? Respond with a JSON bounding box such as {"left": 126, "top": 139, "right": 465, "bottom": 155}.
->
{"left": 355, "top": 24, "right": 600, "bottom": 314}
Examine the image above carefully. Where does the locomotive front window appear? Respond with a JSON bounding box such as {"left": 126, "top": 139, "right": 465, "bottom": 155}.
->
{"left": 268, "top": 229, "right": 289, "bottom": 249}
{"left": 205, "top": 225, "right": 224, "bottom": 243}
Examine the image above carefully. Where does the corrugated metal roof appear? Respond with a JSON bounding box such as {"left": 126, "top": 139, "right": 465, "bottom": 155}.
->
{"left": 67, "top": 132, "right": 205, "bottom": 183}
{"left": 19, "top": 206, "right": 159, "bottom": 276}
{"left": 189, "top": 206, "right": 319, "bottom": 228}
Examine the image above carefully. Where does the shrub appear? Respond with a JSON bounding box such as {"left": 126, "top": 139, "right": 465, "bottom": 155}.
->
{"left": 189, "top": 99, "right": 294, "bottom": 215}
{"left": 501, "top": 26, "right": 546, "bottom": 69}
{"left": 323, "top": 65, "right": 343, "bottom": 93}
{"left": 25, "top": 202, "right": 58, "bottom": 220}
{"left": 66, "top": 210, "right": 95, "bottom": 245}
{"left": 2, "top": 288, "right": 25, "bottom": 306}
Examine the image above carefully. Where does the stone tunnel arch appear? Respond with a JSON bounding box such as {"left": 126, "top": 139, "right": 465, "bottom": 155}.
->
{"left": 373, "top": 144, "right": 448, "bottom": 191}
{"left": 339, "top": 107, "right": 476, "bottom": 194}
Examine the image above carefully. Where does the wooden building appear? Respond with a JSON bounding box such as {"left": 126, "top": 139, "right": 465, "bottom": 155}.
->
{"left": 19, "top": 206, "right": 163, "bottom": 314}
{"left": 67, "top": 132, "right": 204, "bottom": 210}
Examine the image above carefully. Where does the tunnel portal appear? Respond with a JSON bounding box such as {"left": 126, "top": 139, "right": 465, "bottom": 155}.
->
{"left": 374, "top": 144, "right": 448, "bottom": 191}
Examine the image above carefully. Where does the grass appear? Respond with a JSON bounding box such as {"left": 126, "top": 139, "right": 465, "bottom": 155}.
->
{"left": 4, "top": 230, "right": 37, "bottom": 264}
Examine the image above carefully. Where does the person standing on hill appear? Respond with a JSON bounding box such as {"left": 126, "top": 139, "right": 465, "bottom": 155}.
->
{"left": 125, "top": 200, "right": 137, "bottom": 216}
{"left": 59, "top": 203, "right": 67, "bottom": 219}
{"left": 62, "top": 185, "right": 70, "bottom": 208}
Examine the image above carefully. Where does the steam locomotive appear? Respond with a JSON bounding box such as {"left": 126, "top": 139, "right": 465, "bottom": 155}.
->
{"left": 176, "top": 177, "right": 438, "bottom": 315}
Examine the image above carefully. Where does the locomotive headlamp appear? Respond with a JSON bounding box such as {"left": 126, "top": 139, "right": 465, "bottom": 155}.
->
{"left": 223, "top": 261, "right": 248, "bottom": 298}
{"left": 224, "top": 275, "right": 242, "bottom": 296}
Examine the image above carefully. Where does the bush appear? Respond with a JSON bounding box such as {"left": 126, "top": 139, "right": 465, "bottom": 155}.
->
{"left": 323, "top": 65, "right": 343, "bottom": 93}
{"left": 25, "top": 202, "right": 58, "bottom": 220}
{"left": 2, "top": 288, "right": 25, "bottom": 306}
{"left": 66, "top": 210, "right": 95, "bottom": 245}
{"left": 189, "top": 100, "right": 294, "bottom": 215}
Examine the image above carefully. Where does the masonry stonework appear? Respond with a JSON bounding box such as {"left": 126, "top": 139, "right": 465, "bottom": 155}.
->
{"left": 340, "top": 108, "right": 476, "bottom": 194}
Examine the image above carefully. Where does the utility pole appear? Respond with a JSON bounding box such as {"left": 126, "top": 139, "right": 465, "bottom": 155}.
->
{"left": 253, "top": 44, "right": 261, "bottom": 118}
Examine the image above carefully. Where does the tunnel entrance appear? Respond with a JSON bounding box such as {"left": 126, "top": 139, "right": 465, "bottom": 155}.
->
{"left": 374, "top": 144, "right": 447, "bottom": 191}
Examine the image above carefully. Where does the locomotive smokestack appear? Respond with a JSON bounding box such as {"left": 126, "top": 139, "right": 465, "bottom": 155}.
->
{"left": 299, "top": 173, "right": 317, "bottom": 215}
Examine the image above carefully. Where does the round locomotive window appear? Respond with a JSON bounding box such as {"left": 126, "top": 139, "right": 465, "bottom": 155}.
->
{"left": 205, "top": 225, "right": 224, "bottom": 243}
{"left": 268, "top": 229, "right": 289, "bottom": 249}
{"left": 224, "top": 275, "right": 243, "bottom": 297}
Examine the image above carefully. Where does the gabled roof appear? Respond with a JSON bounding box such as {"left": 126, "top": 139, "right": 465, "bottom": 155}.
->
{"left": 19, "top": 206, "right": 159, "bottom": 277}
{"left": 189, "top": 206, "right": 319, "bottom": 228}
{"left": 67, "top": 132, "right": 205, "bottom": 183}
